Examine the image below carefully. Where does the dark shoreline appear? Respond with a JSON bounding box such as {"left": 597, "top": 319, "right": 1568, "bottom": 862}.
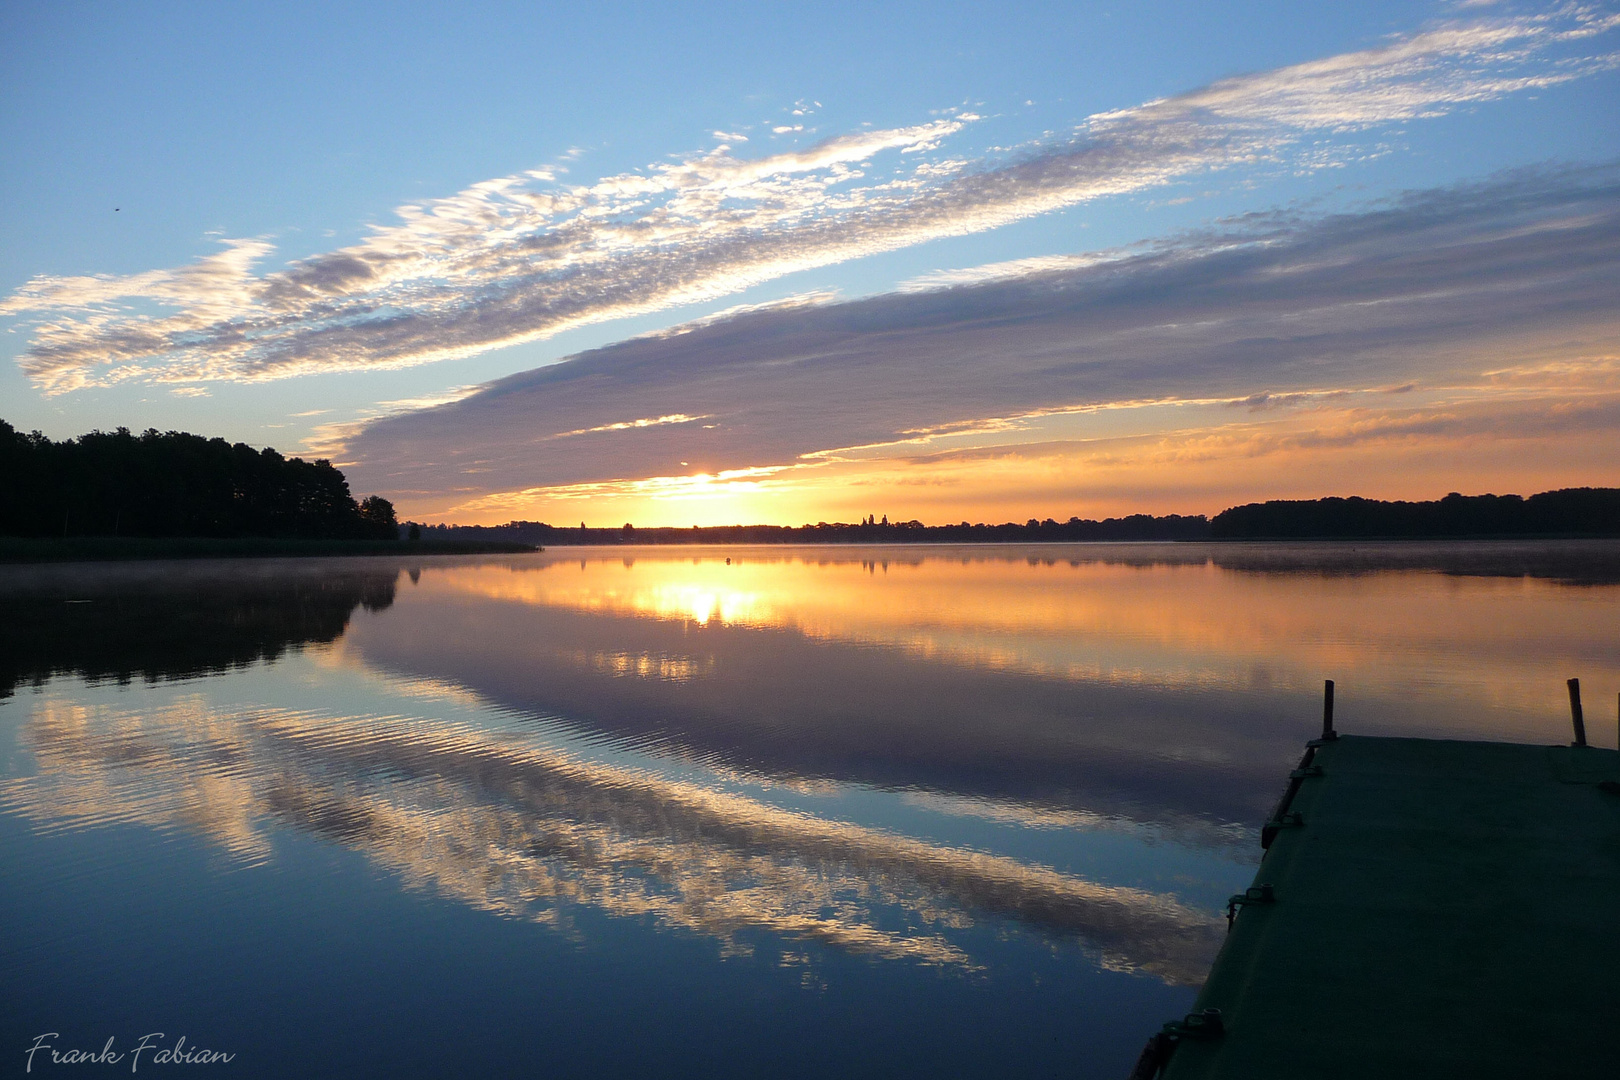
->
{"left": 405, "top": 488, "right": 1619, "bottom": 548}
{"left": 0, "top": 536, "right": 537, "bottom": 563}
{"left": 505, "top": 530, "right": 1619, "bottom": 546}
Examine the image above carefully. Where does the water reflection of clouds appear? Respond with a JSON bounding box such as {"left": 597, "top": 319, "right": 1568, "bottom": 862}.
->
{"left": 305, "top": 547, "right": 1620, "bottom": 845}
{"left": 418, "top": 548, "right": 1620, "bottom": 731}
{"left": 1, "top": 690, "right": 1223, "bottom": 986}
{"left": 359, "top": 586, "right": 1296, "bottom": 827}
{"left": 7, "top": 696, "right": 275, "bottom": 863}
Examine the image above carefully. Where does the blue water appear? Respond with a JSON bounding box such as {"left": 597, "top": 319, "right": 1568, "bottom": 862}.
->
{"left": 2, "top": 543, "right": 1615, "bottom": 1078}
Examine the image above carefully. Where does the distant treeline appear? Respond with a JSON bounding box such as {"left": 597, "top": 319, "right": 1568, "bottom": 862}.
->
{"left": 1209, "top": 489, "right": 1620, "bottom": 539}
{"left": 411, "top": 488, "right": 1620, "bottom": 544}
{"left": 1, "top": 420, "right": 397, "bottom": 540}
{"left": 408, "top": 514, "right": 1214, "bottom": 545}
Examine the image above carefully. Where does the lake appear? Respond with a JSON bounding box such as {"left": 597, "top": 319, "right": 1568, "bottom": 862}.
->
{"left": 3, "top": 542, "right": 1616, "bottom": 1078}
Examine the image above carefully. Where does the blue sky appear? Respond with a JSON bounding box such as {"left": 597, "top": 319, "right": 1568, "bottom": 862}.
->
{"left": 3, "top": 1, "right": 1617, "bottom": 522}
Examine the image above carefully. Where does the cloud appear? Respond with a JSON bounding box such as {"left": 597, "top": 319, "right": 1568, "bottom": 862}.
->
{"left": 904, "top": 390, "right": 1620, "bottom": 468}
{"left": 5, "top": 6, "right": 1614, "bottom": 394}
{"left": 553, "top": 413, "right": 710, "bottom": 439}
{"left": 337, "top": 163, "right": 1620, "bottom": 513}
{"left": 301, "top": 383, "right": 485, "bottom": 460}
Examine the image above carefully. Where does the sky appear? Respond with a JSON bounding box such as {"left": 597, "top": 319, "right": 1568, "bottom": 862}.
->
{"left": 3, "top": 0, "right": 1617, "bottom": 526}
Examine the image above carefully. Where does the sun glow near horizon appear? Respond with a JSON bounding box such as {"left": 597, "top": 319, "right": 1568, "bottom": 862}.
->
{"left": 406, "top": 369, "right": 1620, "bottom": 527}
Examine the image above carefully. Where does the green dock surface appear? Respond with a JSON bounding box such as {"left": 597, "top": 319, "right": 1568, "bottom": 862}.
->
{"left": 1162, "top": 735, "right": 1620, "bottom": 1080}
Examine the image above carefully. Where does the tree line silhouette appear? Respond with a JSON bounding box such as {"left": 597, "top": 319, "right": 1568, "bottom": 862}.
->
{"left": 1209, "top": 489, "right": 1620, "bottom": 539}
{"left": 404, "top": 514, "right": 1214, "bottom": 546}
{"left": 0, "top": 420, "right": 396, "bottom": 539}
{"left": 410, "top": 489, "right": 1619, "bottom": 545}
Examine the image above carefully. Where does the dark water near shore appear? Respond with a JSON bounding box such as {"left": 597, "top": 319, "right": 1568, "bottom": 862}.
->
{"left": 3, "top": 542, "right": 1617, "bottom": 1078}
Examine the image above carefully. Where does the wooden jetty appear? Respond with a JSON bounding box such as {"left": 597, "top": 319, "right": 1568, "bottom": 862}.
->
{"left": 1136, "top": 681, "right": 1620, "bottom": 1079}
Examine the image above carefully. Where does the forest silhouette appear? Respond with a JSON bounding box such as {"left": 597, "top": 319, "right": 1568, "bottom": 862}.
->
{"left": 0, "top": 420, "right": 395, "bottom": 540}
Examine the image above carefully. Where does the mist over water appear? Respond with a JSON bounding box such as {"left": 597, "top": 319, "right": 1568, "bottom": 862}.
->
{"left": 3, "top": 542, "right": 1616, "bottom": 1078}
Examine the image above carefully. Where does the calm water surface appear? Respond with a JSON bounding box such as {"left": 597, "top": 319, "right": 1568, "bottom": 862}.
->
{"left": 3, "top": 542, "right": 1617, "bottom": 1078}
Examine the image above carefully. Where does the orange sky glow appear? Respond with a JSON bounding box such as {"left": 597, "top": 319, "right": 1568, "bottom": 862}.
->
{"left": 419, "top": 357, "right": 1620, "bottom": 526}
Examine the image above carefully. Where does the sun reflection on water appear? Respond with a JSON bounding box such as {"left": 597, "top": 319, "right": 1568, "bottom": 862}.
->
{"left": 415, "top": 545, "right": 1620, "bottom": 736}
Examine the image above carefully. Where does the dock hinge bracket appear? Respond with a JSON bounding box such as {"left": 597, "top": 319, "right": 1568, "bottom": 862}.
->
{"left": 1226, "top": 883, "right": 1276, "bottom": 928}
{"left": 1127, "top": 1010, "right": 1224, "bottom": 1080}
{"left": 1260, "top": 810, "right": 1304, "bottom": 849}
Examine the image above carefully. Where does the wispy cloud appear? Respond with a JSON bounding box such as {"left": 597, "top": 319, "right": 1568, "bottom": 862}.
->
{"left": 554, "top": 413, "right": 710, "bottom": 439}
{"left": 336, "top": 164, "right": 1620, "bottom": 514}
{"left": 4, "top": 6, "right": 1613, "bottom": 394}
